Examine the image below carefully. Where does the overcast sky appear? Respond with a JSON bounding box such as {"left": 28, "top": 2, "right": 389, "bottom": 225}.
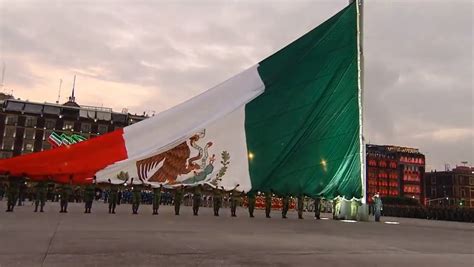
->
{"left": 0, "top": 0, "right": 472, "bottom": 171}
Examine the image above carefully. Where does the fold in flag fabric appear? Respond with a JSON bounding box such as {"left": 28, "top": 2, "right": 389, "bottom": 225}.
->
{"left": 0, "top": 2, "right": 362, "bottom": 199}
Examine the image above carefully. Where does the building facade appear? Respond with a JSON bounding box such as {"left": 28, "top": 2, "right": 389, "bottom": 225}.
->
{"left": 366, "top": 144, "right": 425, "bottom": 203}
{"left": 0, "top": 93, "right": 147, "bottom": 159}
{"left": 424, "top": 166, "right": 474, "bottom": 208}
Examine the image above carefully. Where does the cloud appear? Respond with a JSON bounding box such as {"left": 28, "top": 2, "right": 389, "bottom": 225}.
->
{"left": 0, "top": 0, "right": 472, "bottom": 169}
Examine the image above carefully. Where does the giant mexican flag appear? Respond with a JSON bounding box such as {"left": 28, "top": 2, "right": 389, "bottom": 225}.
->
{"left": 0, "top": 2, "right": 363, "bottom": 199}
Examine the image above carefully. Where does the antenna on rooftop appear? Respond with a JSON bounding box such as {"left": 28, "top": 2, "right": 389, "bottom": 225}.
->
{"left": 56, "top": 78, "right": 63, "bottom": 104}
{"left": 444, "top": 163, "right": 450, "bottom": 171}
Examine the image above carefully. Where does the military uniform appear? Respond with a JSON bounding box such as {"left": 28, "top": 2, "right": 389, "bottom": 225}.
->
{"left": 18, "top": 177, "right": 27, "bottom": 206}
{"left": 174, "top": 187, "right": 184, "bottom": 215}
{"left": 313, "top": 197, "right": 321, "bottom": 219}
{"left": 34, "top": 181, "right": 47, "bottom": 212}
{"left": 152, "top": 186, "right": 162, "bottom": 215}
{"left": 212, "top": 187, "right": 223, "bottom": 216}
{"left": 192, "top": 186, "right": 202, "bottom": 216}
{"left": 6, "top": 178, "right": 19, "bottom": 212}
{"left": 0, "top": 183, "right": 5, "bottom": 200}
{"left": 247, "top": 193, "right": 256, "bottom": 218}
{"left": 131, "top": 184, "right": 142, "bottom": 214}
{"left": 282, "top": 195, "right": 290, "bottom": 219}
{"left": 297, "top": 195, "right": 304, "bottom": 219}
{"left": 265, "top": 192, "right": 272, "bottom": 218}
{"left": 84, "top": 184, "right": 95, "bottom": 213}
{"left": 59, "top": 183, "right": 72, "bottom": 213}
{"left": 108, "top": 184, "right": 119, "bottom": 214}
{"left": 230, "top": 190, "right": 240, "bottom": 217}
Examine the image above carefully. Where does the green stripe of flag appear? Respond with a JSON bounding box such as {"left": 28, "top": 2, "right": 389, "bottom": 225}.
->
{"left": 245, "top": 2, "right": 361, "bottom": 199}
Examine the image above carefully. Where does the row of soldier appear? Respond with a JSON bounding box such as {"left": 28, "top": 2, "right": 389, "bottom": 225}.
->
{"left": 2, "top": 174, "right": 322, "bottom": 219}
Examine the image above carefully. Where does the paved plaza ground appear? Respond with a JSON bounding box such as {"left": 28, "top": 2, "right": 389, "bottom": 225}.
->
{"left": 0, "top": 201, "right": 472, "bottom": 267}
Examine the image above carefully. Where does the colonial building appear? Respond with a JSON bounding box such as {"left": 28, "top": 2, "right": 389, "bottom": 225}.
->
{"left": 424, "top": 166, "right": 474, "bottom": 207}
{"left": 0, "top": 92, "right": 147, "bottom": 159}
{"left": 366, "top": 144, "right": 425, "bottom": 203}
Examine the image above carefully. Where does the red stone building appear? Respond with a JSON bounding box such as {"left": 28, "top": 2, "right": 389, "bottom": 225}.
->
{"left": 424, "top": 166, "right": 474, "bottom": 207}
{"left": 366, "top": 144, "right": 425, "bottom": 203}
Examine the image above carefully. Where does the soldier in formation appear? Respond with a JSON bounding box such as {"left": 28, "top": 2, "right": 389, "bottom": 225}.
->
{"left": 228, "top": 185, "right": 240, "bottom": 217}
{"left": 83, "top": 178, "right": 95, "bottom": 213}
{"left": 313, "top": 197, "right": 321, "bottom": 220}
{"left": 297, "top": 195, "right": 304, "bottom": 219}
{"left": 130, "top": 178, "right": 143, "bottom": 214}
{"left": 265, "top": 191, "right": 272, "bottom": 218}
{"left": 247, "top": 192, "right": 256, "bottom": 218}
{"left": 6, "top": 173, "right": 19, "bottom": 212}
{"left": 174, "top": 185, "right": 185, "bottom": 215}
{"left": 34, "top": 180, "right": 48, "bottom": 212}
{"left": 281, "top": 194, "right": 290, "bottom": 219}
{"left": 212, "top": 186, "right": 224, "bottom": 216}
{"left": 152, "top": 184, "right": 163, "bottom": 215}
{"left": 192, "top": 184, "right": 203, "bottom": 216}
{"left": 59, "top": 176, "right": 73, "bottom": 213}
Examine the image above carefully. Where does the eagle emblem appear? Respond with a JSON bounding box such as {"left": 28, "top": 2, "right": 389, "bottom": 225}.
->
{"left": 135, "top": 130, "right": 229, "bottom": 185}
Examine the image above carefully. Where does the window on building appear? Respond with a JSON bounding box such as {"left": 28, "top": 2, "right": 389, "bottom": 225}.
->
{"left": 42, "top": 141, "right": 52, "bottom": 151}
{"left": 470, "top": 178, "right": 474, "bottom": 186}
{"left": 23, "top": 140, "right": 35, "bottom": 152}
{"left": 5, "top": 115, "right": 18, "bottom": 125}
{"left": 0, "top": 152, "right": 13, "bottom": 159}
{"left": 24, "top": 128, "right": 36, "bottom": 139}
{"left": 431, "top": 188, "right": 437, "bottom": 197}
{"left": 4, "top": 126, "right": 16, "bottom": 138}
{"left": 43, "top": 130, "right": 53, "bottom": 141}
{"left": 461, "top": 188, "right": 467, "bottom": 198}
{"left": 431, "top": 176, "right": 436, "bottom": 184}
{"left": 81, "top": 123, "right": 91, "bottom": 133}
{"left": 45, "top": 119, "right": 56, "bottom": 129}
{"left": 98, "top": 124, "right": 108, "bottom": 134}
{"left": 403, "top": 185, "right": 420, "bottom": 194}
{"left": 2, "top": 138, "right": 15, "bottom": 150}
{"left": 63, "top": 121, "right": 74, "bottom": 131}
{"left": 25, "top": 116, "right": 37, "bottom": 127}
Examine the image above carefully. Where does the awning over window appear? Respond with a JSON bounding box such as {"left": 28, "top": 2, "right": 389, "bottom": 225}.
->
{"left": 24, "top": 103, "right": 43, "bottom": 114}
{"left": 43, "top": 105, "right": 61, "bottom": 115}
{"left": 96, "top": 111, "right": 111, "bottom": 121}
{"left": 5, "top": 101, "right": 24, "bottom": 112}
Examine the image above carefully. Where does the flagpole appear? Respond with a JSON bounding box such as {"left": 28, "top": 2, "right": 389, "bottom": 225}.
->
{"left": 349, "top": 0, "right": 365, "bottom": 203}
{"left": 350, "top": 0, "right": 368, "bottom": 221}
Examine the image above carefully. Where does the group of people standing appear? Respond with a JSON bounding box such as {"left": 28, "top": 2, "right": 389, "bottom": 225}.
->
{"left": 2, "top": 173, "right": 323, "bottom": 219}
